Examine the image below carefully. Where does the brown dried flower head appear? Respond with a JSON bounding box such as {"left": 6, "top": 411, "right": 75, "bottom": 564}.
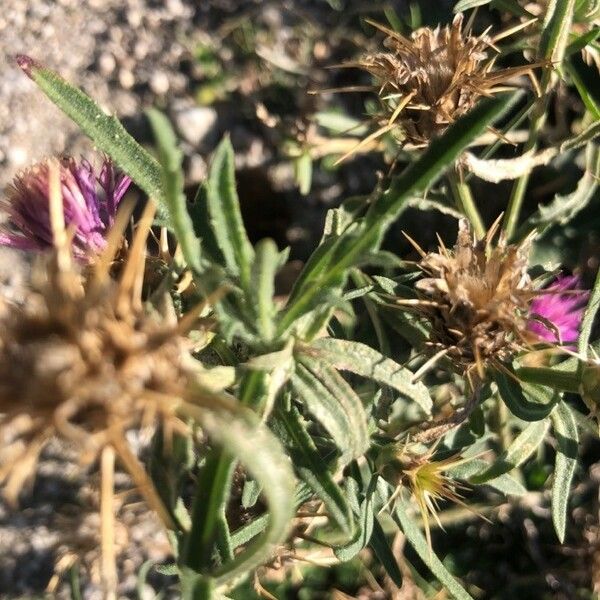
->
{"left": 353, "top": 14, "right": 535, "bottom": 147}
{"left": 410, "top": 219, "right": 535, "bottom": 379}
{"left": 0, "top": 203, "right": 193, "bottom": 513}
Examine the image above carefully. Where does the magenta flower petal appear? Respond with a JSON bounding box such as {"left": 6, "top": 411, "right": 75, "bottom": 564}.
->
{"left": 0, "top": 156, "right": 131, "bottom": 260}
{"left": 528, "top": 274, "right": 590, "bottom": 345}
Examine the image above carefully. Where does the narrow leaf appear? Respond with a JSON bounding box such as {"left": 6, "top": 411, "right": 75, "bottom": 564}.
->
{"left": 550, "top": 401, "right": 578, "bottom": 542}
{"left": 274, "top": 406, "right": 355, "bottom": 535}
{"left": 334, "top": 476, "right": 376, "bottom": 562}
{"left": 470, "top": 420, "right": 550, "bottom": 484}
{"left": 518, "top": 143, "right": 600, "bottom": 235}
{"left": 395, "top": 499, "right": 474, "bottom": 600}
{"left": 291, "top": 361, "right": 368, "bottom": 463}
{"left": 494, "top": 369, "right": 559, "bottom": 421}
{"left": 369, "top": 518, "right": 403, "bottom": 587}
{"left": 181, "top": 398, "right": 295, "bottom": 587}
{"left": 146, "top": 108, "right": 202, "bottom": 271}
{"left": 16, "top": 56, "right": 164, "bottom": 211}
{"left": 206, "top": 137, "right": 254, "bottom": 286}
{"left": 578, "top": 260, "right": 600, "bottom": 357}
{"left": 250, "top": 238, "right": 279, "bottom": 342}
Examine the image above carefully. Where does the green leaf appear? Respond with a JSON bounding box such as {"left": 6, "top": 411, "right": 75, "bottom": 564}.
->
{"left": 395, "top": 499, "right": 474, "bottom": 600}
{"left": 146, "top": 108, "right": 202, "bottom": 271}
{"left": 579, "top": 260, "right": 600, "bottom": 357}
{"left": 494, "top": 368, "right": 560, "bottom": 421}
{"left": 539, "top": 0, "right": 577, "bottom": 71}
{"left": 16, "top": 56, "right": 164, "bottom": 212}
{"left": 206, "top": 137, "right": 254, "bottom": 287}
{"left": 566, "top": 27, "right": 600, "bottom": 58}
{"left": 249, "top": 239, "right": 279, "bottom": 342}
{"left": 180, "top": 397, "right": 295, "bottom": 587}
{"left": 334, "top": 476, "right": 376, "bottom": 562}
{"left": 307, "top": 338, "right": 432, "bottom": 414}
{"left": 550, "top": 401, "right": 578, "bottom": 542}
{"left": 470, "top": 420, "right": 550, "bottom": 484}
{"left": 491, "top": 0, "right": 535, "bottom": 17}
{"left": 291, "top": 359, "right": 369, "bottom": 463}
{"left": 365, "top": 93, "right": 521, "bottom": 228}
{"left": 566, "top": 55, "right": 600, "bottom": 119}
{"left": 295, "top": 151, "right": 313, "bottom": 196}
{"left": 449, "top": 459, "right": 527, "bottom": 496}
{"left": 369, "top": 518, "right": 403, "bottom": 587}
{"left": 273, "top": 406, "right": 354, "bottom": 535}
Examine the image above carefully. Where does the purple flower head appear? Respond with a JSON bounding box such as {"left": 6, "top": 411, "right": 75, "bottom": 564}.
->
{"left": 0, "top": 156, "right": 131, "bottom": 260}
{"left": 528, "top": 275, "right": 590, "bottom": 346}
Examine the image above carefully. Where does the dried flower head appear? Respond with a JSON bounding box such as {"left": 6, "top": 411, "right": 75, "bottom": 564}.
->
{"left": 0, "top": 156, "right": 131, "bottom": 259}
{"left": 407, "top": 219, "right": 535, "bottom": 380}
{"left": 0, "top": 202, "right": 192, "bottom": 516}
{"left": 349, "top": 14, "right": 535, "bottom": 147}
{"left": 528, "top": 274, "right": 589, "bottom": 346}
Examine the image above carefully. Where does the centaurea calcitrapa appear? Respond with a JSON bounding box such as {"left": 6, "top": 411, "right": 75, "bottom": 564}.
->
{"left": 528, "top": 274, "right": 590, "bottom": 346}
{"left": 337, "top": 14, "right": 538, "bottom": 154}
{"left": 0, "top": 156, "right": 131, "bottom": 260}
{"left": 402, "top": 219, "right": 536, "bottom": 387}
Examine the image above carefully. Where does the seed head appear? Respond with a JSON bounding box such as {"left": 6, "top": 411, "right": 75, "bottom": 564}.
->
{"left": 411, "top": 219, "right": 535, "bottom": 379}
{"left": 0, "top": 207, "right": 189, "bottom": 509}
{"left": 352, "top": 15, "right": 532, "bottom": 146}
{"left": 0, "top": 156, "right": 131, "bottom": 260}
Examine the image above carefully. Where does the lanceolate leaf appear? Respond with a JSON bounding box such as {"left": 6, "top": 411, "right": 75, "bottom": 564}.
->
{"left": 578, "top": 262, "right": 600, "bottom": 357}
{"left": 470, "top": 420, "right": 550, "bottom": 484}
{"left": 550, "top": 401, "right": 579, "bottom": 542}
{"left": 273, "top": 406, "right": 355, "bottom": 535}
{"left": 334, "top": 476, "right": 377, "bottom": 562}
{"left": 395, "top": 499, "right": 474, "bottom": 600}
{"left": 291, "top": 360, "right": 368, "bottom": 463}
{"left": 16, "top": 56, "right": 164, "bottom": 211}
{"left": 369, "top": 518, "right": 404, "bottom": 587}
{"left": 146, "top": 108, "right": 202, "bottom": 271}
{"left": 206, "top": 137, "right": 254, "bottom": 287}
{"left": 249, "top": 239, "right": 279, "bottom": 342}
{"left": 518, "top": 143, "right": 600, "bottom": 235}
{"left": 307, "top": 338, "right": 432, "bottom": 413}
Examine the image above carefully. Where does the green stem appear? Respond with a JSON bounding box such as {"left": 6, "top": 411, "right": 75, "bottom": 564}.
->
{"left": 448, "top": 168, "right": 485, "bottom": 238}
{"left": 182, "top": 371, "right": 268, "bottom": 575}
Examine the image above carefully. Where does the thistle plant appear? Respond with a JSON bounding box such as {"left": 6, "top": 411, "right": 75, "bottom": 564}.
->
{"left": 1, "top": 1, "right": 600, "bottom": 598}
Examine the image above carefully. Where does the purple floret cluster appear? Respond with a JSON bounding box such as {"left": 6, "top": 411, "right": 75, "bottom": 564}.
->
{"left": 528, "top": 275, "right": 590, "bottom": 345}
{"left": 0, "top": 157, "right": 130, "bottom": 260}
